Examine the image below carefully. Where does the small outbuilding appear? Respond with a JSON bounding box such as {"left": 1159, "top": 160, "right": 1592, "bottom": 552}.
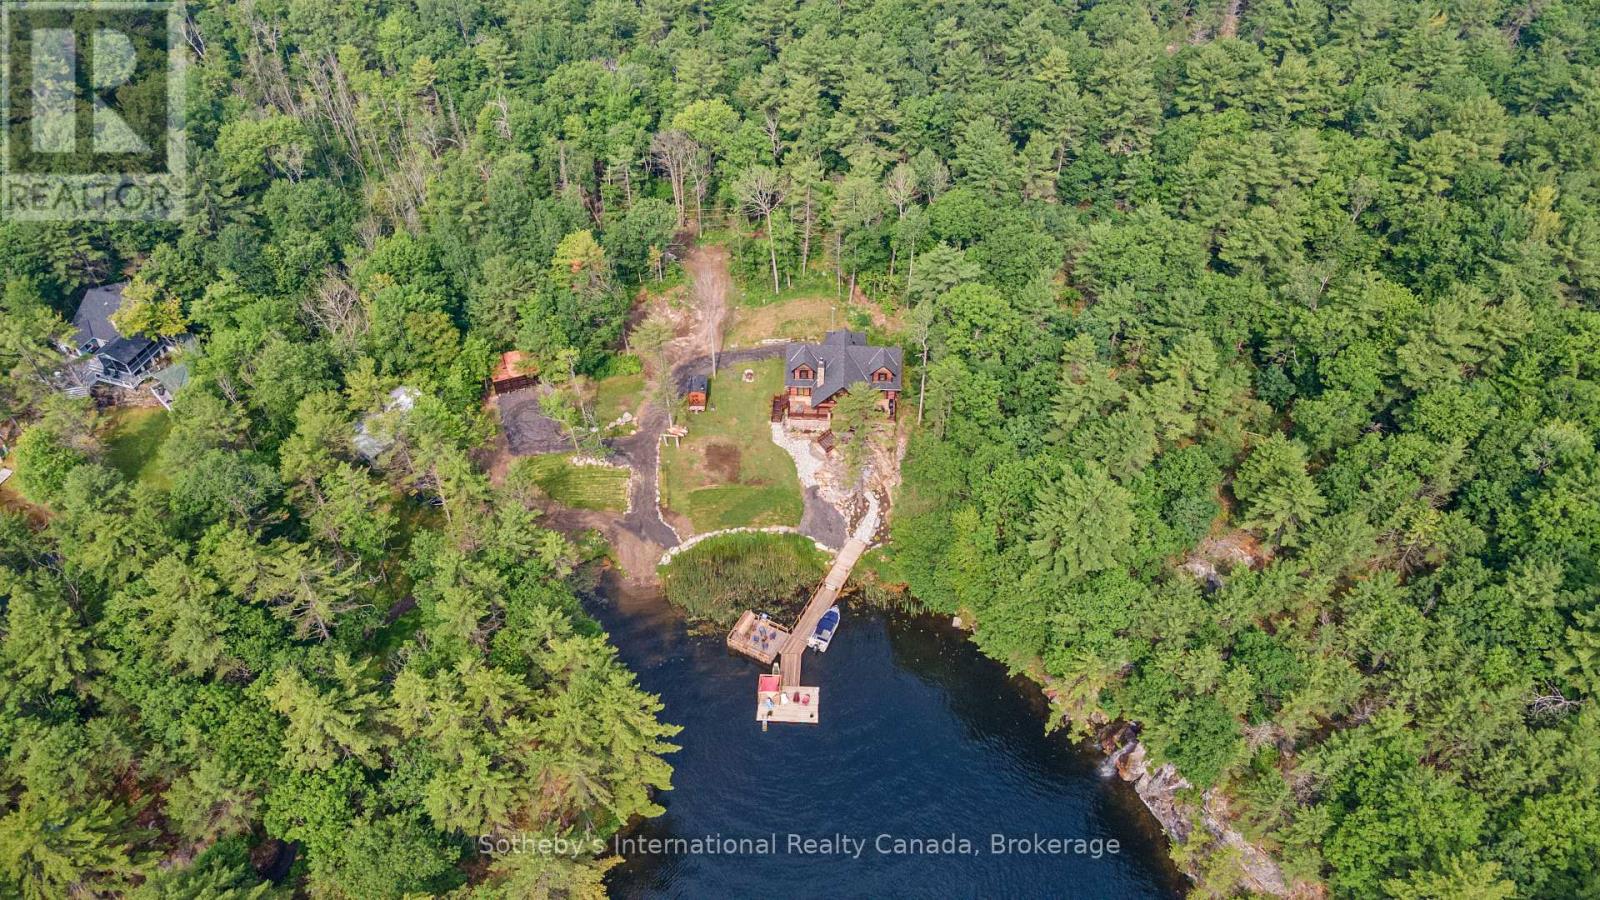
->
{"left": 489, "top": 351, "right": 536, "bottom": 395}
{"left": 684, "top": 374, "right": 709, "bottom": 412}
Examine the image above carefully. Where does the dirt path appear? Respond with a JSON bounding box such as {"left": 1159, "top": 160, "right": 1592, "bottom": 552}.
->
{"left": 681, "top": 244, "right": 730, "bottom": 374}
{"left": 1219, "top": 0, "right": 1243, "bottom": 38}
{"left": 603, "top": 244, "right": 748, "bottom": 581}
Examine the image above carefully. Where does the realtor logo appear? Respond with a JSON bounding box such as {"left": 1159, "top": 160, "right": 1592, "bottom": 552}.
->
{"left": 2, "top": 1, "right": 185, "bottom": 221}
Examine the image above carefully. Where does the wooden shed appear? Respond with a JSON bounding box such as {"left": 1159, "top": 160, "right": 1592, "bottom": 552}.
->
{"left": 684, "top": 373, "right": 709, "bottom": 412}
{"left": 489, "top": 351, "right": 536, "bottom": 395}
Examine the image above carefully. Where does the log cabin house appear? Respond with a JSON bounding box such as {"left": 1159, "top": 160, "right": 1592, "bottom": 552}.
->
{"left": 778, "top": 330, "right": 902, "bottom": 430}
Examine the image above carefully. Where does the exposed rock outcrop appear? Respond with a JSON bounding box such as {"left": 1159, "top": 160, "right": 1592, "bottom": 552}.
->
{"left": 1037, "top": 676, "right": 1306, "bottom": 896}
{"left": 769, "top": 422, "right": 887, "bottom": 549}
{"left": 1105, "top": 731, "right": 1302, "bottom": 897}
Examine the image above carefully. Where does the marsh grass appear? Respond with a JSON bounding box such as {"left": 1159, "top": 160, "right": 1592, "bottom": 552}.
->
{"left": 659, "top": 532, "right": 826, "bottom": 625}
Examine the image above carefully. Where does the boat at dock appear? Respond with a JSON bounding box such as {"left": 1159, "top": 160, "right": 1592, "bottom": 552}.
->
{"left": 808, "top": 606, "right": 840, "bottom": 652}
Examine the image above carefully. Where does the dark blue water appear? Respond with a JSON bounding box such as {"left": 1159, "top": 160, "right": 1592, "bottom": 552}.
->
{"left": 590, "top": 577, "right": 1187, "bottom": 899}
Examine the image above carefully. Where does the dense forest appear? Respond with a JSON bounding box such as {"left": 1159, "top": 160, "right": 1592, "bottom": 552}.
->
{"left": 2, "top": 0, "right": 1598, "bottom": 896}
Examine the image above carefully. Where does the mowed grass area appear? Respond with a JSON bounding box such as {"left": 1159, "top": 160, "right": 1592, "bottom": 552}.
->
{"left": 726, "top": 293, "right": 839, "bottom": 347}
{"left": 591, "top": 371, "right": 645, "bottom": 423}
{"left": 512, "top": 453, "right": 630, "bottom": 512}
{"left": 103, "top": 407, "right": 172, "bottom": 488}
{"left": 660, "top": 358, "right": 802, "bottom": 533}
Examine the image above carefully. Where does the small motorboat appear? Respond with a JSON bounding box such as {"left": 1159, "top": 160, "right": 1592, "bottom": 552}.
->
{"left": 808, "top": 606, "right": 841, "bottom": 652}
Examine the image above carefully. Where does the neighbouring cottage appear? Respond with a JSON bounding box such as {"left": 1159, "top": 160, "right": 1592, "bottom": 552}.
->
{"left": 57, "top": 283, "right": 185, "bottom": 400}
{"left": 61, "top": 283, "right": 126, "bottom": 357}
{"left": 779, "top": 330, "right": 902, "bottom": 430}
{"left": 489, "top": 350, "right": 536, "bottom": 396}
{"left": 684, "top": 374, "right": 708, "bottom": 412}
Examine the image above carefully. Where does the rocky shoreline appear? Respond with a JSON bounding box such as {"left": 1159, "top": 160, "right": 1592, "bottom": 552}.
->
{"left": 1093, "top": 723, "right": 1306, "bottom": 898}
{"left": 924, "top": 615, "right": 1318, "bottom": 899}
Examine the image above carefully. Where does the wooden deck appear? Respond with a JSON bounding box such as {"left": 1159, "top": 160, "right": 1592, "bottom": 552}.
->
{"left": 727, "top": 610, "right": 790, "bottom": 665}
{"left": 757, "top": 684, "right": 820, "bottom": 724}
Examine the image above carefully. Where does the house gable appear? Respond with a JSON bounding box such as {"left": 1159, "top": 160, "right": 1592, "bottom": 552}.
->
{"left": 783, "top": 332, "right": 903, "bottom": 406}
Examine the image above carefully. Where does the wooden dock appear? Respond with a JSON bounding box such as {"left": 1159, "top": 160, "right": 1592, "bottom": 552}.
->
{"left": 779, "top": 537, "right": 867, "bottom": 686}
{"left": 727, "top": 536, "right": 870, "bottom": 726}
{"left": 757, "top": 676, "right": 819, "bottom": 725}
{"left": 726, "top": 610, "right": 790, "bottom": 665}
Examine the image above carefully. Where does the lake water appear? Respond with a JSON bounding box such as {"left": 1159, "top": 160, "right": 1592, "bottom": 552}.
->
{"left": 590, "top": 576, "right": 1188, "bottom": 899}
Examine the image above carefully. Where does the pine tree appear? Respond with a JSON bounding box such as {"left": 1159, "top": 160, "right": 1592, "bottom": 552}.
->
{"left": 0, "top": 792, "right": 150, "bottom": 900}
{"left": 1028, "top": 462, "right": 1135, "bottom": 580}
{"left": 266, "top": 657, "right": 390, "bottom": 772}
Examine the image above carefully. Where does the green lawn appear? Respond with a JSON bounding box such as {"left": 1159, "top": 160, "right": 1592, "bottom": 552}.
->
{"left": 513, "top": 453, "right": 630, "bottom": 512}
{"left": 723, "top": 264, "right": 897, "bottom": 347}
{"left": 592, "top": 371, "right": 646, "bottom": 424}
{"left": 725, "top": 292, "right": 847, "bottom": 347}
{"left": 103, "top": 408, "right": 172, "bottom": 488}
{"left": 660, "top": 358, "right": 803, "bottom": 533}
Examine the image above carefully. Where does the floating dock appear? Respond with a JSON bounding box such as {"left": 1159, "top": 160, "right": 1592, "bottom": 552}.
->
{"left": 726, "top": 611, "right": 790, "bottom": 665}
{"left": 779, "top": 537, "right": 867, "bottom": 686}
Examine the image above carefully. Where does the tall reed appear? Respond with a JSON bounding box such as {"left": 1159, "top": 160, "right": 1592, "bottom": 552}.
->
{"left": 660, "top": 533, "right": 827, "bottom": 624}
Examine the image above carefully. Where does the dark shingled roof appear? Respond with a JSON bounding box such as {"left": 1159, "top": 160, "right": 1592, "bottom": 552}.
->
{"left": 100, "top": 335, "right": 157, "bottom": 367}
{"left": 785, "top": 330, "right": 902, "bottom": 404}
{"left": 684, "top": 374, "right": 709, "bottom": 393}
{"left": 71, "top": 283, "right": 128, "bottom": 348}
